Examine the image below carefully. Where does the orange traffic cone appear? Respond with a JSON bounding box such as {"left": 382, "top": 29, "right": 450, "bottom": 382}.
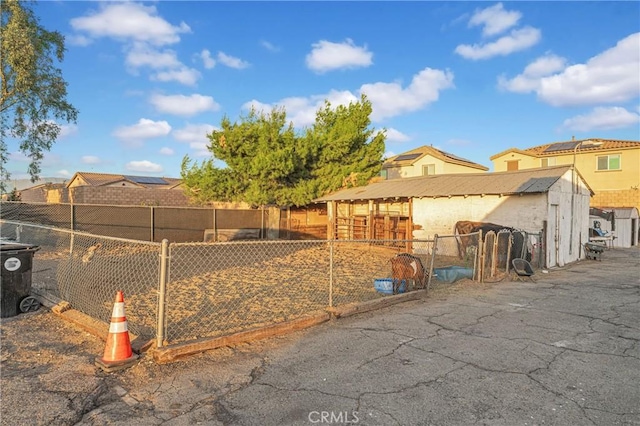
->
{"left": 95, "top": 291, "right": 139, "bottom": 372}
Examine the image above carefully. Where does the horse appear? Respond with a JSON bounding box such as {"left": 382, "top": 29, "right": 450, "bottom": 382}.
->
{"left": 390, "top": 253, "right": 428, "bottom": 294}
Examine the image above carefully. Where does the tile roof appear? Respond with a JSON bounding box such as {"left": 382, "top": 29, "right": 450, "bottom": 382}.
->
{"left": 384, "top": 145, "right": 488, "bottom": 171}
{"left": 316, "top": 165, "right": 581, "bottom": 201}
{"left": 491, "top": 138, "right": 640, "bottom": 159}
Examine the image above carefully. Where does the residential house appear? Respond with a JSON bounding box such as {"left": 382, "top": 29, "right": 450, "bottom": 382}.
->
{"left": 316, "top": 165, "right": 593, "bottom": 268}
{"left": 490, "top": 138, "right": 640, "bottom": 213}
{"left": 382, "top": 145, "right": 488, "bottom": 179}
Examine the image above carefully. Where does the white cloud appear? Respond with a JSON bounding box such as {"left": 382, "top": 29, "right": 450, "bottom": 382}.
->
{"left": 361, "top": 67, "right": 455, "bottom": 121}
{"left": 561, "top": 107, "right": 640, "bottom": 132}
{"left": 173, "top": 123, "right": 217, "bottom": 144}
{"left": 70, "top": 2, "right": 190, "bottom": 46}
{"left": 385, "top": 128, "right": 411, "bottom": 142}
{"left": 173, "top": 123, "right": 218, "bottom": 157}
{"left": 217, "top": 52, "right": 250, "bottom": 69}
{"left": 56, "top": 170, "right": 73, "bottom": 178}
{"left": 159, "top": 147, "right": 175, "bottom": 155}
{"left": 260, "top": 40, "right": 280, "bottom": 52}
{"left": 199, "top": 49, "right": 216, "bottom": 69}
{"left": 243, "top": 90, "right": 359, "bottom": 128}
{"left": 498, "top": 54, "right": 567, "bottom": 93}
{"left": 59, "top": 123, "right": 79, "bottom": 139}
{"left": 125, "top": 44, "right": 182, "bottom": 70}
{"left": 125, "top": 160, "right": 163, "bottom": 173}
{"left": 113, "top": 118, "right": 172, "bottom": 141}
{"left": 499, "top": 33, "right": 640, "bottom": 107}
{"left": 150, "top": 94, "right": 220, "bottom": 116}
{"left": 306, "top": 39, "right": 373, "bottom": 73}
{"left": 151, "top": 67, "right": 201, "bottom": 86}
{"left": 82, "top": 156, "right": 102, "bottom": 165}
{"left": 539, "top": 33, "right": 640, "bottom": 106}
{"left": 455, "top": 26, "right": 541, "bottom": 60}
{"left": 243, "top": 67, "right": 454, "bottom": 127}
{"left": 469, "top": 3, "right": 522, "bottom": 37}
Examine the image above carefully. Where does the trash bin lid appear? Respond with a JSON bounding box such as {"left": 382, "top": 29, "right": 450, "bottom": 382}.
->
{"left": 0, "top": 241, "right": 40, "bottom": 252}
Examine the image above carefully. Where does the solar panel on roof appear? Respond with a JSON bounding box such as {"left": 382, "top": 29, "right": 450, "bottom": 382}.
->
{"left": 393, "top": 153, "right": 422, "bottom": 161}
{"left": 543, "top": 141, "right": 580, "bottom": 153}
{"left": 438, "top": 149, "right": 473, "bottom": 163}
{"left": 124, "top": 175, "right": 168, "bottom": 185}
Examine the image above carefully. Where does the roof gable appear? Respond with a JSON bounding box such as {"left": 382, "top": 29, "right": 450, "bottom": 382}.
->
{"left": 384, "top": 145, "right": 488, "bottom": 171}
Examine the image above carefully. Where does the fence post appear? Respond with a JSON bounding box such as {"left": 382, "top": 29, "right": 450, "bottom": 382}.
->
{"left": 505, "top": 233, "right": 513, "bottom": 276}
{"left": 426, "top": 234, "right": 438, "bottom": 293}
{"left": 70, "top": 203, "right": 75, "bottom": 254}
{"left": 156, "top": 239, "right": 170, "bottom": 348}
{"left": 150, "top": 206, "right": 155, "bottom": 242}
{"left": 329, "top": 239, "right": 334, "bottom": 308}
{"left": 478, "top": 230, "right": 484, "bottom": 282}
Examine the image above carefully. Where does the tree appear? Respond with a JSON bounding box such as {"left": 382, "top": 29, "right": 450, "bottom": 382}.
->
{"left": 1, "top": 0, "right": 78, "bottom": 188}
{"left": 181, "top": 95, "right": 385, "bottom": 207}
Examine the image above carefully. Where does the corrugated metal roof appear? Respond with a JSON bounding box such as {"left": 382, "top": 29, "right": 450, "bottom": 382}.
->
{"left": 316, "top": 165, "right": 574, "bottom": 201}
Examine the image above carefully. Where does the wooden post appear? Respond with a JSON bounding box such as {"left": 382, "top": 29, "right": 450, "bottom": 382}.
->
{"left": 406, "top": 198, "right": 413, "bottom": 253}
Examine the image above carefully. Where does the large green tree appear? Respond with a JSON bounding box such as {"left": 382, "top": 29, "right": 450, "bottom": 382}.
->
{"left": 181, "top": 95, "right": 385, "bottom": 207}
{"left": 1, "top": 0, "right": 78, "bottom": 187}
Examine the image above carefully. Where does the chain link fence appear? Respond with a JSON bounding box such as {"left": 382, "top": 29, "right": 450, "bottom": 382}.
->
{"left": 1, "top": 217, "right": 543, "bottom": 351}
{"left": 0, "top": 201, "right": 268, "bottom": 243}
{"left": 1, "top": 220, "right": 160, "bottom": 339}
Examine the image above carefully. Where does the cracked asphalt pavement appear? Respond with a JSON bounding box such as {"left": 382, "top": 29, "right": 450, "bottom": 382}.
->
{"left": 1, "top": 247, "right": 638, "bottom": 425}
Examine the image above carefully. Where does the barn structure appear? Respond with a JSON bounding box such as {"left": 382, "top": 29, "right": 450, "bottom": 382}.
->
{"left": 315, "top": 165, "right": 593, "bottom": 268}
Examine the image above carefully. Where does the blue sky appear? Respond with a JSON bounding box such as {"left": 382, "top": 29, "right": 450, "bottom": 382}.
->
{"left": 6, "top": 1, "right": 640, "bottom": 180}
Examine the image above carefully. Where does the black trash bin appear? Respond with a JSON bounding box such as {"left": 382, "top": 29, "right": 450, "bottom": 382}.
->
{"left": 1, "top": 241, "right": 41, "bottom": 318}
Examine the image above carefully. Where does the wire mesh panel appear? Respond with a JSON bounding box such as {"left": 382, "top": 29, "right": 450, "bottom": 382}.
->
{"left": 433, "top": 232, "right": 481, "bottom": 270}
{"left": 55, "top": 232, "right": 161, "bottom": 338}
{"left": 164, "top": 240, "right": 331, "bottom": 344}
{"left": 482, "top": 231, "right": 496, "bottom": 281}
{"left": 1, "top": 220, "right": 161, "bottom": 339}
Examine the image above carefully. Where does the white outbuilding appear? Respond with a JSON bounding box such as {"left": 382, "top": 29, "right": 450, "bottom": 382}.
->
{"left": 316, "top": 165, "right": 593, "bottom": 268}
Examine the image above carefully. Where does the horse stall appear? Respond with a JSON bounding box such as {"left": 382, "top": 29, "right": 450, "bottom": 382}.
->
{"left": 316, "top": 166, "right": 592, "bottom": 269}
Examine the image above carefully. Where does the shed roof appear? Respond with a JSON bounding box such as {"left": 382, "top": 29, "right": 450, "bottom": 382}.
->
{"left": 592, "top": 206, "right": 640, "bottom": 219}
{"left": 316, "top": 165, "right": 585, "bottom": 201}
{"left": 383, "top": 145, "right": 489, "bottom": 171}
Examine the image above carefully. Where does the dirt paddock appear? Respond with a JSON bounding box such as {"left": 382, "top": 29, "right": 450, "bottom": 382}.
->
{"left": 30, "top": 240, "right": 475, "bottom": 346}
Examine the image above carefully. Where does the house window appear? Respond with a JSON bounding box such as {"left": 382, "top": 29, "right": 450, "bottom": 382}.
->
{"left": 380, "top": 169, "right": 388, "bottom": 180}
{"left": 422, "top": 164, "right": 435, "bottom": 176}
{"left": 597, "top": 154, "right": 620, "bottom": 171}
{"left": 507, "top": 160, "right": 519, "bottom": 171}
{"left": 541, "top": 157, "right": 556, "bottom": 167}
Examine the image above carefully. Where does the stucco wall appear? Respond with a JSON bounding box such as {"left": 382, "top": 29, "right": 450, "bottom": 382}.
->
{"left": 386, "top": 155, "right": 485, "bottom": 179}
{"left": 411, "top": 169, "right": 590, "bottom": 267}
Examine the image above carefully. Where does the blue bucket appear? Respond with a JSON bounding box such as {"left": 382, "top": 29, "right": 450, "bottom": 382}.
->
{"left": 374, "top": 278, "right": 406, "bottom": 294}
